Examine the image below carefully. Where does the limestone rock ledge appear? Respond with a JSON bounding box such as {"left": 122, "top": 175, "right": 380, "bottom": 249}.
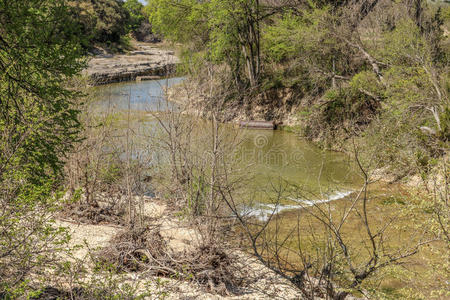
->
{"left": 85, "top": 43, "right": 179, "bottom": 85}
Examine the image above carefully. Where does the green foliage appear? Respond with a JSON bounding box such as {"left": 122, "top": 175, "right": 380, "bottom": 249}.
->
{"left": 206, "top": 0, "right": 251, "bottom": 61}
{"left": 263, "top": 13, "right": 301, "bottom": 62}
{"left": 0, "top": 0, "right": 85, "bottom": 184}
{"left": 261, "top": 7, "right": 359, "bottom": 95}
{"left": 361, "top": 16, "right": 447, "bottom": 174}
{"left": 177, "top": 49, "right": 208, "bottom": 76}
{"left": 0, "top": 0, "right": 84, "bottom": 294}
{"left": 384, "top": 66, "right": 434, "bottom": 110}
{"left": 378, "top": 19, "right": 429, "bottom": 66}
{"left": 124, "top": 0, "right": 146, "bottom": 32}
{"left": 263, "top": 9, "right": 335, "bottom": 63}
{"left": 147, "top": 0, "right": 209, "bottom": 47}
{"left": 68, "top": 0, "right": 131, "bottom": 48}
{"left": 349, "top": 71, "right": 383, "bottom": 99}
{"left": 290, "top": 5, "right": 449, "bottom": 177}
{"left": 148, "top": 0, "right": 263, "bottom": 87}
{"left": 322, "top": 86, "right": 378, "bottom": 128}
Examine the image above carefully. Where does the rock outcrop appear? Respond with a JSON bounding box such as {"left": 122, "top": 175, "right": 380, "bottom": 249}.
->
{"left": 85, "top": 43, "right": 179, "bottom": 85}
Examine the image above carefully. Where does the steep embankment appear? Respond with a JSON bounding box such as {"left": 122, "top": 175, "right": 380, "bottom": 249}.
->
{"left": 85, "top": 42, "right": 179, "bottom": 85}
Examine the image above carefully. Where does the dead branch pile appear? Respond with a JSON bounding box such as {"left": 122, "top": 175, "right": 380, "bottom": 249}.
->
{"left": 98, "top": 226, "right": 244, "bottom": 295}
{"left": 61, "top": 202, "right": 126, "bottom": 225}
{"left": 97, "top": 225, "right": 167, "bottom": 272}
{"left": 182, "top": 244, "right": 243, "bottom": 295}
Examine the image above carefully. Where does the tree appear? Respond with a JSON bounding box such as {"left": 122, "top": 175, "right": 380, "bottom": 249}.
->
{"left": 209, "top": 0, "right": 263, "bottom": 88}
{"left": 147, "top": 0, "right": 210, "bottom": 47}
{"left": 68, "top": 0, "right": 130, "bottom": 45}
{"left": 149, "top": 0, "right": 282, "bottom": 88}
{"left": 124, "top": 0, "right": 145, "bottom": 32}
{"left": 0, "top": 0, "right": 85, "bottom": 294}
{"left": 0, "top": 0, "right": 85, "bottom": 183}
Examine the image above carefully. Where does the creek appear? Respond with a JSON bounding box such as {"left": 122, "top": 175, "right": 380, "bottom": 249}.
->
{"left": 92, "top": 78, "right": 362, "bottom": 221}
{"left": 90, "top": 77, "right": 439, "bottom": 297}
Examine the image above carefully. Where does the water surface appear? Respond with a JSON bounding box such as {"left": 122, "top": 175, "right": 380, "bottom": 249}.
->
{"left": 92, "top": 77, "right": 184, "bottom": 111}
{"left": 93, "top": 78, "right": 361, "bottom": 220}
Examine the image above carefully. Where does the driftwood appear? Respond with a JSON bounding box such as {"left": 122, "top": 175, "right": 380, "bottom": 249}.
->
{"left": 239, "top": 120, "right": 276, "bottom": 130}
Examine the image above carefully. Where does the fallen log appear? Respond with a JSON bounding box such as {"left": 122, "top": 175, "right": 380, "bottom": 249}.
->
{"left": 136, "top": 76, "right": 161, "bottom": 82}
{"left": 239, "top": 120, "right": 276, "bottom": 130}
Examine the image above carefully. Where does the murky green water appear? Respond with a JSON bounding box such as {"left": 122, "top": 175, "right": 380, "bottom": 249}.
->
{"left": 93, "top": 78, "right": 361, "bottom": 220}
{"left": 91, "top": 77, "right": 184, "bottom": 111}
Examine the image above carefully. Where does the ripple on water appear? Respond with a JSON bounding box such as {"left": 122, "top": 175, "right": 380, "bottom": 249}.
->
{"left": 239, "top": 190, "right": 354, "bottom": 222}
